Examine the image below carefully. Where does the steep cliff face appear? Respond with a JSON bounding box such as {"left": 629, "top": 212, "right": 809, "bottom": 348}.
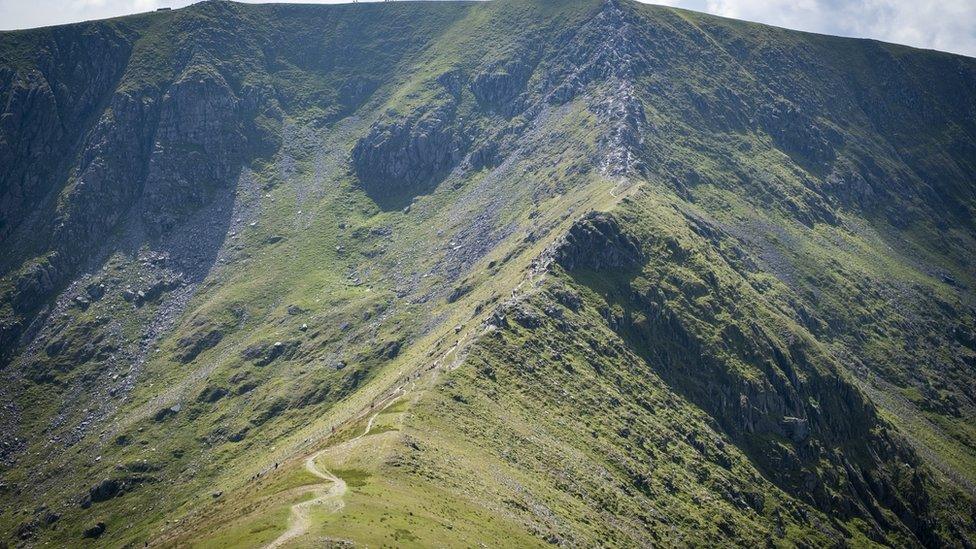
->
{"left": 1, "top": 1, "right": 975, "bottom": 547}
{"left": 0, "top": 22, "right": 137, "bottom": 249}
{"left": 0, "top": 0, "right": 469, "bottom": 364}
{"left": 352, "top": 98, "right": 466, "bottom": 197}
{"left": 139, "top": 63, "right": 251, "bottom": 234}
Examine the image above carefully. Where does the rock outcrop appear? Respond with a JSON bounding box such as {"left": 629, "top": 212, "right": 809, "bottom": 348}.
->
{"left": 140, "top": 63, "right": 246, "bottom": 234}
{"left": 351, "top": 100, "right": 466, "bottom": 192}
{"left": 471, "top": 53, "right": 538, "bottom": 115}
{"left": 554, "top": 213, "right": 643, "bottom": 271}
{"left": 0, "top": 23, "right": 134, "bottom": 249}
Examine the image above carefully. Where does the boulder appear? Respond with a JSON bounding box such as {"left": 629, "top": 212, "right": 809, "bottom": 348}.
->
{"left": 197, "top": 386, "right": 229, "bottom": 403}
{"left": 176, "top": 327, "right": 223, "bottom": 363}
{"left": 82, "top": 522, "right": 106, "bottom": 539}
{"left": 781, "top": 417, "right": 810, "bottom": 443}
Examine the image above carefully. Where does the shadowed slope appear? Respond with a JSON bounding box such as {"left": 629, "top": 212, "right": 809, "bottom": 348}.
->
{"left": 1, "top": 0, "right": 975, "bottom": 546}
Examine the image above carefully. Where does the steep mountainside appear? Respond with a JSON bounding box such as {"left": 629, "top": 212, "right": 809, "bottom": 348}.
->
{"left": 1, "top": 0, "right": 975, "bottom": 547}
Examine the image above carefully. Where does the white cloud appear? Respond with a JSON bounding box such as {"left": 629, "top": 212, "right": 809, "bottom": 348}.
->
{"left": 678, "top": 0, "right": 976, "bottom": 57}
{"left": 0, "top": 0, "right": 973, "bottom": 58}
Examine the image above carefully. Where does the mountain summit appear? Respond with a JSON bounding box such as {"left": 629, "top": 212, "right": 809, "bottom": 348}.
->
{"left": 1, "top": 0, "right": 975, "bottom": 546}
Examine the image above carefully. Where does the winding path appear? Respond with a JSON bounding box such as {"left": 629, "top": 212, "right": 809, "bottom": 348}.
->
{"left": 261, "top": 248, "right": 553, "bottom": 548}
{"left": 264, "top": 403, "right": 387, "bottom": 548}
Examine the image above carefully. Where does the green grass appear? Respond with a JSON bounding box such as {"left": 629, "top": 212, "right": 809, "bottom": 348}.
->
{"left": 331, "top": 468, "right": 371, "bottom": 489}
{"left": 2, "top": 0, "right": 975, "bottom": 546}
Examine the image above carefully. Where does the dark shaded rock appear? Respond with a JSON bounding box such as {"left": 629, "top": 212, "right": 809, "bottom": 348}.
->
{"left": 197, "top": 385, "right": 229, "bottom": 403}
{"left": 338, "top": 76, "right": 377, "bottom": 106}
{"left": 470, "top": 55, "right": 536, "bottom": 115}
{"left": 378, "top": 339, "right": 402, "bottom": 360}
{"left": 10, "top": 255, "right": 63, "bottom": 314}
{"left": 554, "top": 213, "right": 643, "bottom": 271}
{"left": 82, "top": 522, "right": 106, "bottom": 539}
{"left": 758, "top": 97, "right": 840, "bottom": 169}
{"left": 437, "top": 69, "right": 465, "bottom": 97}
{"left": 550, "top": 287, "right": 582, "bottom": 312}
{"left": 0, "top": 23, "right": 133, "bottom": 247}
{"left": 260, "top": 340, "right": 298, "bottom": 366}
{"left": 940, "top": 273, "right": 960, "bottom": 287}
{"left": 83, "top": 475, "right": 155, "bottom": 508}
{"left": 42, "top": 511, "right": 59, "bottom": 525}
{"left": 512, "top": 305, "right": 543, "bottom": 329}
{"left": 44, "top": 338, "right": 65, "bottom": 358}
{"left": 15, "top": 519, "right": 38, "bottom": 540}
{"left": 243, "top": 340, "right": 300, "bottom": 366}
{"left": 140, "top": 64, "right": 245, "bottom": 235}
{"left": 446, "top": 283, "right": 472, "bottom": 303}
{"left": 54, "top": 90, "right": 157, "bottom": 264}
{"left": 241, "top": 343, "right": 266, "bottom": 360}
{"left": 153, "top": 404, "right": 181, "bottom": 422}
{"left": 134, "top": 276, "right": 182, "bottom": 307}
{"left": 228, "top": 428, "right": 248, "bottom": 442}
{"left": 177, "top": 327, "right": 223, "bottom": 363}
{"left": 469, "top": 139, "right": 499, "bottom": 169}
{"left": 781, "top": 416, "right": 810, "bottom": 443}
{"left": 486, "top": 308, "right": 509, "bottom": 330}
{"left": 86, "top": 282, "right": 106, "bottom": 300}
{"left": 823, "top": 163, "right": 878, "bottom": 210}
{"left": 88, "top": 478, "right": 121, "bottom": 503}
{"left": 351, "top": 101, "right": 466, "bottom": 199}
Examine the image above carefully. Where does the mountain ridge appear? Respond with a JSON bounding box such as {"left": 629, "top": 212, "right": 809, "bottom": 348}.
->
{"left": 1, "top": 0, "right": 975, "bottom": 546}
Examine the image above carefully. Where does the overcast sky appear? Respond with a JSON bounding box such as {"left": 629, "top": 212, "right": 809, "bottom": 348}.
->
{"left": 1, "top": 0, "right": 974, "bottom": 58}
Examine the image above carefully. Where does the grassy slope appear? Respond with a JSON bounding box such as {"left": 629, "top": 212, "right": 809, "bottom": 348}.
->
{"left": 660, "top": 6, "right": 976, "bottom": 494}
{"left": 1, "top": 0, "right": 975, "bottom": 546}
{"left": 1, "top": 1, "right": 613, "bottom": 546}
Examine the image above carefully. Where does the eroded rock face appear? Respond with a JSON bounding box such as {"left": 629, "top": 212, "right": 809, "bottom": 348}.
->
{"left": 0, "top": 24, "right": 134, "bottom": 247}
{"left": 471, "top": 55, "right": 537, "bottom": 115}
{"left": 0, "top": 69, "right": 63, "bottom": 240}
{"left": 351, "top": 101, "right": 466, "bottom": 191}
{"left": 0, "top": 51, "right": 279, "bottom": 364}
{"left": 554, "top": 212, "right": 643, "bottom": 271}
{"left": 0, "top": 28, "right": 143, "bottom": 360}
{"left": 537, "top": 0, "right": 646, "bottom": 106}
{"left": 141, "top": 64, "right": 245, "bottom": 234}
{"left": 758, "top": 97, "right": 841, "bottom": 169}
{"left": 54, "top": 90, "right": 158, "bottom": 262}
{"left": 591, "top": 80, "right": 647, "bottom": 176}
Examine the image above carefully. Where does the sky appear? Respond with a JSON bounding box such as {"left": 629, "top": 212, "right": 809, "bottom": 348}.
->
{"left": 1, "top": 0, "right": 974, "bottom": 58}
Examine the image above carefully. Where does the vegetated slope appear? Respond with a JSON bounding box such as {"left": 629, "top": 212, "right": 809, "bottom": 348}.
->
{"left": 0, "top": 0, "right": 974, "bottom": 546}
